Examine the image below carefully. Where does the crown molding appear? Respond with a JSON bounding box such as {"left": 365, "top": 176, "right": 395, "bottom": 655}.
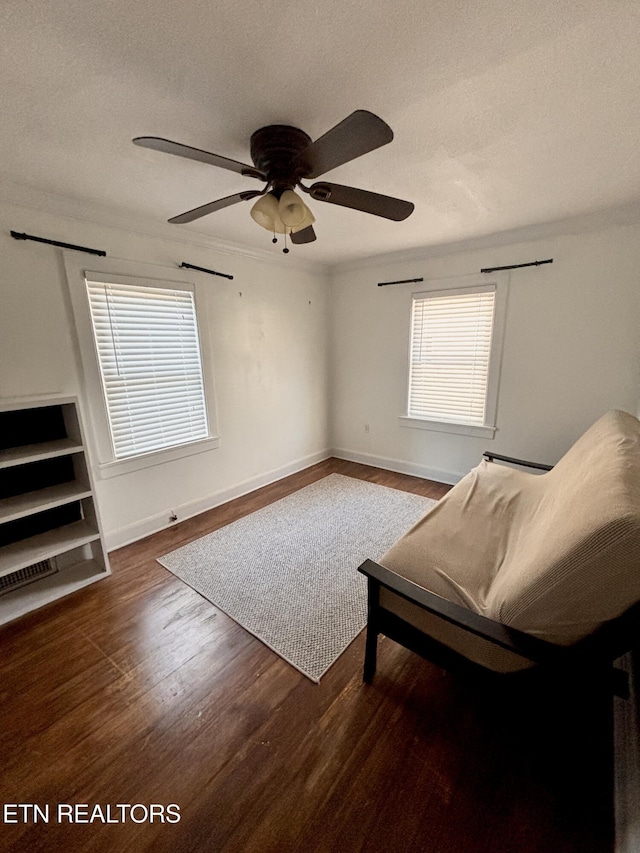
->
{"left": 329, "top": 200, "right": 640, "bottom": 275}
{"left": 5, "top": 177, "right": 640, "bottom": 280}
{"left": 0, "top": 178, "right": 326, "bottom": 275}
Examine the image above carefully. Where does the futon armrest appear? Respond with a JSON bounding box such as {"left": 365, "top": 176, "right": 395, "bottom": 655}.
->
{"left": 358, "top": 559, "right": 565, "bottom": 665}
{"left": 482, "top": 451, "right": 553, "bottom": 472}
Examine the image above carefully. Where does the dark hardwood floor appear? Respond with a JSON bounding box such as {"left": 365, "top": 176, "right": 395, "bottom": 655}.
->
{"left": 0, "top": 459, "right": 613, "bottom": 852}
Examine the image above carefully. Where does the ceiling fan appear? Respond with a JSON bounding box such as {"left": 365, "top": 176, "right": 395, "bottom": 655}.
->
{"left": 133, "top": 110, "right": 414, "bottom": 251}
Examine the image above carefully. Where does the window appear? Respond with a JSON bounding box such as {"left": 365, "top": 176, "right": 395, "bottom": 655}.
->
{"left": 85, "top": 276, "right": 209, "bottom": 460}
{"left": 64, "top": 256, "right": 219, "bottom": 478}
{"left": 400, "top": 275, "right": 507, "bottom": 438}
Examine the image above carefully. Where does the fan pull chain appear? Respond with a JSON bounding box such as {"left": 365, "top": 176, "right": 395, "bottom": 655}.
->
{"left": 283, "top": 230, "right": 290, "bottom": 254}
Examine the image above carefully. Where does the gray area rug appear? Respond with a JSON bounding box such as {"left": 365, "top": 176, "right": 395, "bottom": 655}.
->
{"left": 158, "top": 474, "right": 436, "bottom": 682}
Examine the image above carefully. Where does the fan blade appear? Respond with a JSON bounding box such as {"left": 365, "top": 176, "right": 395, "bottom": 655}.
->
{"left": 309, "top": 182, "right": 414, "bottom": 221}
{"left": 291, "top": 225, "right": 317, "bottom": 244}
{"left": 295, "top": 111, "right": 394, "bottom": 179}
{"left": 168, "top": 190, "right": 263, "bottom": 224}
{"left": 133, "top": 137, "right": 266, "bottom": 179}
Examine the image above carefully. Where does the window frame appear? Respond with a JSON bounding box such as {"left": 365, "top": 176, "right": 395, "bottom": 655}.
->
{"left": 398, "top": 272, "right": 508, "bottom": 439}
{"left": 65, "top": 255, "right": 220, "bottom": 479}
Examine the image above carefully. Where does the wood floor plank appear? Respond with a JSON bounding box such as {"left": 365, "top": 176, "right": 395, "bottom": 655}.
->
{"left": 0, "top": 459, "right": 613, "bottom": 852}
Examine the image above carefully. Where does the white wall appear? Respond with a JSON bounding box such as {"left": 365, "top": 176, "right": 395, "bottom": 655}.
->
{"left": 3, "top": 195, "right": 639, "bottom": 548}
{"left": 329, "top": 222, "right": 640, "bottom": 482}
{"left": 0, "top": 200, "right": 330, "bottom": 547}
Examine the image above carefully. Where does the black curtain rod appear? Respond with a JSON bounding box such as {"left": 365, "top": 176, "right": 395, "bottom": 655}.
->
{"left": 180, "top": 262, "right": 233, "bottom": 280}
{"left": 378, "top": 277, "right": 424, "bottom": 287}
{"left": 10, "top": 231, "right": 106, "bottom": 256}
{"left": 481, "top": 258, "right": 553, "bottom": 273}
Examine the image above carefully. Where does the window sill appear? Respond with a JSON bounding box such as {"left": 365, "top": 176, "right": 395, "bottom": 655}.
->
{"left": 398, "top": 416, "right": 496, "bottom": 439}
{"left": 97, "top": 435, "right": 220, "bottom": 479}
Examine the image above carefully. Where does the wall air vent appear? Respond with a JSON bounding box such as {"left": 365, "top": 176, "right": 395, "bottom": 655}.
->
{"left": 0, "top": 559, "right": 58, "bottom": 596}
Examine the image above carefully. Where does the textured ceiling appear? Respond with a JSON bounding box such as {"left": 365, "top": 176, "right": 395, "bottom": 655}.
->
{"left": 2, "top": 0, "right": 640, "bottom": 264}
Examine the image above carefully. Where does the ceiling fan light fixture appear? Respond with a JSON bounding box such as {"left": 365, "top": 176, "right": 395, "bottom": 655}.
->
{"left": 250, "top": 189, "right": 315, "bottom": 238}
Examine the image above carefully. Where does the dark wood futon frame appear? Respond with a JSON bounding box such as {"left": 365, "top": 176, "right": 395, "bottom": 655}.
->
{"left": 358, "top": 452, "right": 638, "bottom": 699}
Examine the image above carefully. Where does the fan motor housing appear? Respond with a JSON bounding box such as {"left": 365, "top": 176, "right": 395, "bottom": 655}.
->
{"left": 250, "top": 125, "right": 312, "bottom": 188}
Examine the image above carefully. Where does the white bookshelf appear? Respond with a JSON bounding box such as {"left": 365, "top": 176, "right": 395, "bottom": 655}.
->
{"left": 0, "top": 397, "right": 110, "bottom": 625}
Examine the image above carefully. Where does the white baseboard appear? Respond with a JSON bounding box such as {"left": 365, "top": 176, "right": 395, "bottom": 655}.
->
{"left": 330, "top": 447, "right": 464, "bottom": 486}
{"left": 106, "top": 447, "right": 462, "bottom": 551}
{"left": 105, "top": 448, "right": 332, "bottom": 551}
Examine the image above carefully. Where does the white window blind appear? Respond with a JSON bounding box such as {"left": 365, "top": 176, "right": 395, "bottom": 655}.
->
{"left": 85, "top": 278, "right": 209, "bottom": 459}
{"left": 408, "top": 286, "right": 496, "bottom": 426}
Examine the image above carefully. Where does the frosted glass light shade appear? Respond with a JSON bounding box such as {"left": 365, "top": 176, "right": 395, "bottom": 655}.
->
{"left": 250, "top": 193, "right": 287, "bottom": 233}
{"left": 291, "top": 202, "right": 315, "bottom": 233}
{"left": 279, "top": 189, "right": 311, "bottom": 228}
